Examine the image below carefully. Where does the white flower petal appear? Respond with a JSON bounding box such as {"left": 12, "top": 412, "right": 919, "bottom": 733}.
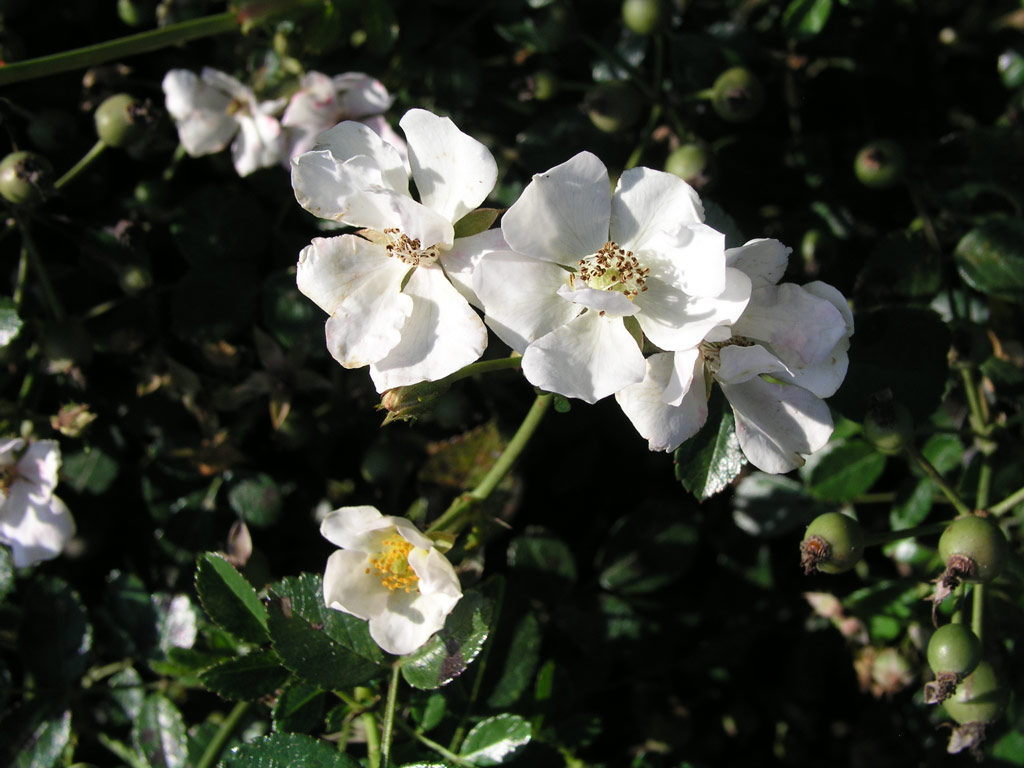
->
{"left": 401, "top": 109, "right": 497, "bottom": 224}
{"left": 298, "top": 236, "right": 413, "bottom": 367}
{"left": 663, "top": 346, "right": 702, "bottom": 406}
{"left": 556, "top": 284, "right": 639, "bottom": 317}
{"left": 370, "top": 588, "right": 455, "bottom": 655}
{"left": 333, "top": 72, "right": 394, "bottom": 118}
{"left": 409, "top": 547, "right": 463, "bottom": 599}
{"left": 17, "top": 440, "right": 60, "bottom": 495}
{"left": 610, "top": 166, "right": 704, "bottom": 250}
{"left": 717, "top": 344, "right": 791, "bottom": 385}
{"left": 721, "top": 377, "right": 834, "bottom": 473}
{"left": 311, "top": 120, "right": 408, "bottom": 194}
{"left": 803, "top": 281, "right": 854, "bottom": 336}
{"left": 636, "top": 267, "right": 751, "bottom": 351}
{"left": 320, "top": 505, "right": 391, "bottom": 549}
{"left": 521, "top": 311, "right": 645, "bottom": 403}
{"left": 231, "top": 112, "right": 285, "bottom": 176}
{"left": 442, "top": 228, "right": 509, "bottom": 309}
{"left": 162, "top": 69, "right": 237, "bottom": 157}
{"left": 774, "top": 335, "right": 850, "bottom": 398}
{"left": 0, "top": 490, "right": 75, "bottom": 568}
{"left": 501, "top": 151, "right": 610, "bottom": 265}
{"left": 616, "top": 352, "right": 708, "bottom": 452}
{"left": 475, "top": 251, "right": 582, "bottom": 352}
{"left": 725, "top": 238, "right": 790, "bottom": 288}
{"left": 200, "top": 67, "right": 252, "bottom": 101}
{"left": 369, "top": 266, "right": 487, "bottom": 391}
{"left": 390, "top": 517, "right": 436, "bottom": 551}
{"left": 282, "top": 72, "right": 341, "bottom": 159}
{"left": 324, "top": 548, "right": 389, "bottom": 621}
{"left": 732, "top": 283, "right": 848, "bottom": 368}
{"left": 640, "top": 222, "right": 727, "bottom": 298}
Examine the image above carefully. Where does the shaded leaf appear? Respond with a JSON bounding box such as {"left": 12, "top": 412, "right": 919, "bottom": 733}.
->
{"left": 486, "top": 612, "right": 542, "bottom": 708}
{"left": 218, "top": 732, "right": 361, "bottom": 768}
{"left": 459, "top": 713, "right": 532, "bottom": 766}
{"left": 805, "top": 441, "right": 886, "bottom": 502}
{"left": 61, "top": 447, "right": 118, "bottom": 494}
{"left": 133, "top": 694, "right": 188, "bottom": 768}
{"left": 195, "top": 553, "right": 269, "bottom": 644}
{"left": 200, "top": 649, "right": 291, "bottom": 701}
{"left": 19, "top": 577, "right": 92, "bottom": 690}
{"left": 732, "top": 473, "right": 830, "bottom": 538}
{"left": 857, "top": 231, "right": 941, "bottom": 304}
{"left": 889, "top": 478, "right": 934, "bottom": 531}
{"left": 596, "top": 509, "right": 699, "bottom": 594}
{"left": 453, "top": 208, "right": 501, "bottom": 239}
{"left": 0, "top": 547, "right": 13, "bottom": 604}
{"left": 783, "top": 0, "right": 833, "bottom": 41}
{"left": 0, "top": 297, "right": 23, "bottom": 347}
{"left": 401, "top": 579, "right": 500, "bottom": 690}
{"left": 11, "top": 709, "right": 70, "bottom": 768}
{"left": 955, "top": 217, "right": 1024, "bottom": 304}
{"left": 506, "top": 529, "right": 576, "bottom": 599}
{"left": 272, "top": 679, "right": 326, "bottom": 734}
{"left": 228, "top": 474, "right": 283, "bottom": 528}
{"left": 674, "top": 398, "right": 745, "bottom": 500}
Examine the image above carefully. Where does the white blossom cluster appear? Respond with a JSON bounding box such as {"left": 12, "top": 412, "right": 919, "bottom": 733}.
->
{"left": 292, "top": 108, "right": 853, "bottom": 656}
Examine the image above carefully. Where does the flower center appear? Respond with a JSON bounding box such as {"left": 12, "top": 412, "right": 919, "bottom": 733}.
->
{"left": 383, "top": 228, "right": 440, "bottom": 266}
{"left": 574, "top": 241, "right": 650, "bottom": 299}
{"left": 226, "top": 97, "right": 248, "bottom": 117}
{"left": 699, "top": 336, "right": 756, "bottom": 375}
{"left": 366, "top": 534, "right": 420, "bottom": 593}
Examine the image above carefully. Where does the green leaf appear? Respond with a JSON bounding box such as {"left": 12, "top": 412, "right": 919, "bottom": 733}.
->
{"left": 921, "top": 433, "right": 964, "bottom": 475}
{"left": 133, "top": 694, "right": 188, "bottom": 768}
{"left": 61, "top": 447, "right": 119, "bottom": 494}
{"left": 266, "top": 573, "right": 384, "bottom": 690}
{"left": 272, "top": 679, "right": 326, "bottom": 734}
{"left": 889, "top": 478, "right": 934, "bottom": 530}
{"left": 805, "top": 441, "right": 886, "bottom": 502}
{"left": 453, "top": 208, "right": 502, "bottom": 239}
{"left": 218, "top": 733, "right": 361, "bottom": 768}
{"left": 955, "top": 217, "right": 1024, "bottom": 304}
{"left": 401, "top": 579, "right": 500, "bottom": 690}
{"left": 0, "top": 297, "right": 23, "bottom": 347}
{"left": 782, "top": 0, "right": 832, "bottom": 41}
{"left": 506, "top": 529, "right": 576, "bottom": 599}
{"left": 486, "top": 612, "right": 542, "bottom": 708}
{"left": 199, "top": 649, "right": 291, "bottom": 701}
{"left": 856, "top": 231, "right": 941, "bottom": 304}
{"left": 195, "top": 553, "right": 269, "bottom": 644}
{"left": 228, "top": 473, "right": 283, "bottom": 528}
{"left": 19, "top": 577, "right": 92, "bottom": 691}
{"left": 458, "top": 714, "right": 532, "bottom": 766}
{"left": 11, "top": 709, "right": 70, "bottom": 768}
{"left": 595, "top": 509, "right": 699, "bottom": 594}
{"left": 674, "top": 397, "right": 746, "bottom": 500}
{"left": 830, "top": 306, "right": 950, "bottom": 422}
{"left": 998, "top": 47, "right": 1024, "bottom": 90}
{"left": 992, "top": 729, "right": 1024, "bottom": 765}
{"left": 732, "top": 473, "right": 830, "bottom": 538}
{"left": 0, "top": 547, "right": 13, "bottom": 604}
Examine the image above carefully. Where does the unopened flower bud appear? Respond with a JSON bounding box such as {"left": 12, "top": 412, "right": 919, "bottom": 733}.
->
{"left": 379, "top": 379, "right": 453, "bottom": 425}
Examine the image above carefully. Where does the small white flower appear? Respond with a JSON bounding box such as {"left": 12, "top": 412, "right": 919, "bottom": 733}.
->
{"left": 473, "top": 151, "right": 750, "bottom": 403}
{"left": 0, "top": 437, "right": 74, "bottom": 568}
{"left": 162, "top": 68, "right": 286, "bottom": 176}
{"left": 320, "top": 505, "right": 462, "bottom": 656}
{"left": 281, "top": 71, "right": 405, "bottom": 162}
{"left": 292, "top": 108, "right": 500, "bottom": 392}
{"left": 616, "top": 239, "right": 854, "bottom": 473}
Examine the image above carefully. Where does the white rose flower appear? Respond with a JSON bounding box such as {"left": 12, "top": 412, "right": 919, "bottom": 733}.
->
{"left": 281, "top": 71, "right": 406, "bottom": 162}
{"left": 292, "top": 108, "right": 500, "bottom": 392}
{"left": 473, "top": 151, "right": 750, "bottom": 404}
{"left": 321, "top": 505, "right": 462, "bottom": 656}
{"left": 162, "top": 68, "right": 287, "bottom": 176}
{"left": 616, "top": 238, "right": 854, "bottom": 473}
{"left": 0, "top": 437, "right": 75, "bottom": 568}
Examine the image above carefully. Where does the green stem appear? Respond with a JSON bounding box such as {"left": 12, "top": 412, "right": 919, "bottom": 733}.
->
{"left": 19, "top": 222, "right": 64, "bottom": 320}
{"left": 54, "top": 140, "right": 107, "bottom": 191}
{"left": 976, "top": 461, "right": 992, "bottom": 511}
{"left": 971, "top": 583, "right": 985, "bottom": 645}
{"left": 427, "top": 393, "right": 552, "bottom": 534}
{"left": 97, "top": 734, "right": 149, "bottom": 768}
{"left": 907, "top": 445, "right": 972, "bottom": 517}
{"left": 362, "top": 711, "right": 381, "bottom": 768}
{"left": 989, "top": 483, "right": 1024, "bottom": 516}
{"left": 196, "top": 701, "right": 250, "bottom": 768}
{"left": 81, "top": 658, "right": 133, "bottom": 687}
{"left": 393, "top": 719, "right": 474, "bottom": 767}
{"left": 13, "top": 238, "right": 29, "bottom": 310}
{"left": 862, "top": 521, "right": 950, "bottom": 548}
{"left": 0, "top": 13, "right": 237, "bottom": 87}
{"left": 959, "top": 366, "right": 990, "bottom": 436}
{"left": 380, "top": 664, "right": 401, "bottom": 768}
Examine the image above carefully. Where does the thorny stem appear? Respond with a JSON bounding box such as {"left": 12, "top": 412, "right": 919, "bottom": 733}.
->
{"left": 54, "top": 140, "right": 107, "bottom": 192}
{"left": 195, "top": 701, "right": 251, "bottom": 768}
{"left": 380, "top": 664, "right": 401, "bottom": 768}
{"left": 907, "top": 445, "right": 972, "bottom": 517}
{"left": 427, "top": 393, "right": 552, "bottom": 535}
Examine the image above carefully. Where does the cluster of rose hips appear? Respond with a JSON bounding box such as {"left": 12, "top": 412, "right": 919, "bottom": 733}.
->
{"left": 800, "top": 509, "right": 1010, "bottom": 755}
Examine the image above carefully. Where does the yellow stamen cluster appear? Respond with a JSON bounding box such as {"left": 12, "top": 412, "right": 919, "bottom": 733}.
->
{"left": 383, "top": 227, "right": 440, "bottom": 266}
{"left": 0, "top": 464, "right": 18, "bottom": 496}
{"left": 366, "top": 533, "right": 420, "bottom": 593}
{"left": 575, "top": 241, "right": 650, "bottom": 299}
{"left": 225, "top": 97, "right": 247, "bottom": 117}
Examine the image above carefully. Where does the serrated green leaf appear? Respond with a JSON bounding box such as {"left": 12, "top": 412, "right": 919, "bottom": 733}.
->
{"left": 266, "top": 573, "right": 384, "bottom": 690}
{"left": 272, "top": 679, "right": 326, "bottom": 734}
{"left": 218, "top": 732, "right": 361, "bottom": 768}
{"left": 19, "top": 577, "right": 92, "bottom": 691}
{"left": 459, "top": 713, "right": 532, "bottom": 766}
{"left": 61, "top": 448, "right": 118, "bottom": 494}
{"left": 0, "top": 297, "right": 23, "bottom": 347}
{"left": 195, "top": 553, "right": 269, "bottom": 644}
{"left": 200, "top": 649, "right": 291, "bottom": 701}
{"left": 486, "top": 613, "right": 541, "bottom": 708}
{"left": 806, "top": 441, "right": 886, "bottom": 502}
{"left": 674, "top": 399, "right": 746, "bottom": 500}
{"left": 11, "top": 709, "right": 70, "bottom": 768}
{"left": 955, "top": 218, "right": 1024, "bottom": 304}
{"left": 783, "top": 0, "right": 833, "bottom": 41}
{"left": 134, "top": 694, "right": 188, "bottom": 768}
{"left": 732, "top": 472, "right": 830, "bottom": 538}
{"left": 401, "top": 580, "right": 500, "bottom": 690}
{"left": 453, "top": 208, "right": 501, "bottom": 239}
